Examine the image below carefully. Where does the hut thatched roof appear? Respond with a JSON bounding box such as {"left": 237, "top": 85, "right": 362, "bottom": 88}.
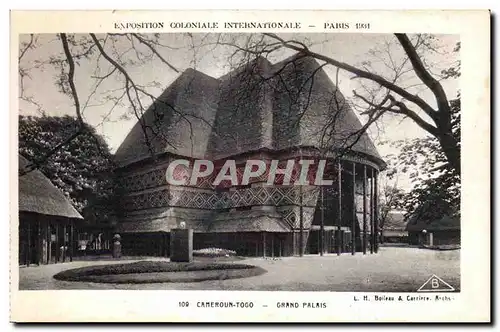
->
{"left": 116, "top": 208, "right": 289, "bottom": 233}
{"left": 384, "top": 211, "right": 407, "bottom": 231}
{"left": 115, "top": 55, "right": 385, "bottom": 169}
{"left": 207, "top": 210, "right": 290, "bottom": 233}
{"left": 406, "top": 213, "right": 460, "bottom": 232}
{"left": 116, "top": 208, "right": 215, "bottom": 233}
{"left": 405, "top": 200, "right": 460, "bottom": 232}
{"left": 18, "top": 155, "right": 83, "bottom": 220}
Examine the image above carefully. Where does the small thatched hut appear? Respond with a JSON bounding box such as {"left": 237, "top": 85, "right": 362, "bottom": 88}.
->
{"left": 381, "top": 210, "right": 408, "bottom": 243}
{"left": 406, "top": 204, "right": 460, "bottom": 246}
{"left": 18, "top": 155, "right": 83, "bottom": 266}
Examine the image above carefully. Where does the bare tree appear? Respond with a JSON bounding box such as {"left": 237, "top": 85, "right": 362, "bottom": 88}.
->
{"left": 210, "top": 33, "right": 460, "bottom": 174}
{"left": 18, "top": 33, "right": 192, "bottom": 174}
{"left": 19, "top": 33, "right": 460, "bottom": 177}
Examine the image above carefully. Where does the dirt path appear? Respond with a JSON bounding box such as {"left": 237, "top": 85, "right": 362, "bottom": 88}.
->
{"left": 18, "top": 247, "right": 460, "bottom": 292}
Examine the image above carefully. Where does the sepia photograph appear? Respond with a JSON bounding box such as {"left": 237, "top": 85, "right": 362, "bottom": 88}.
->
{"left": 10, "top": 10, "right": 490, "bottom": 322}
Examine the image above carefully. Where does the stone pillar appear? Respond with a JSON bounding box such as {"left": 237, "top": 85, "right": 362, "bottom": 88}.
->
{"left": 112, "top": 234, "right": 122, "bottom": 259}
{"left": 170, "top": 229, "right": 193, "bottom": 262}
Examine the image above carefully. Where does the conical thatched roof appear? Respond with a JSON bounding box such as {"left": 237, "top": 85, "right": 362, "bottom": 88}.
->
{"left": 18, "top": 155, "right": 83, "bottom": 220}
{"left": 115, "top": 68, "right": 220, "bottom": 166}
{"left": 114, "top": 55, "right": 385, "bottom": 168}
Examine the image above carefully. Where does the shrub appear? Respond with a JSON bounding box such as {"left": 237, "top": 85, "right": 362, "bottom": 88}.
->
{"left": 193, "top": 248, "right": 237, "bottom": 257}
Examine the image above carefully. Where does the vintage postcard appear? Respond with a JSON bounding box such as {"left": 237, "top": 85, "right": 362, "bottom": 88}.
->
{"left": 10, "top": 10, "right": 490, "bottom": 322}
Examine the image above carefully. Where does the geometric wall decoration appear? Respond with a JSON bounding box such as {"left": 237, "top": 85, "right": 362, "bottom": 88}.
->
{"left": 121, "top": 185, "right": 321, "bottom": 212}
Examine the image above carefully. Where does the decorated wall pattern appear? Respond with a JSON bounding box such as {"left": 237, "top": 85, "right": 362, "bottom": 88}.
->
{"left": 276, "top": 206, "right": 316, "bottom": 230}
{"left": 118, "top": 149, "right": 380, "bottom": 194}
{"left": 117, "top": 156, "right": 378, "bottom": 235}
{"left": 121, "top": 186, "right": 321, "bottom": 212}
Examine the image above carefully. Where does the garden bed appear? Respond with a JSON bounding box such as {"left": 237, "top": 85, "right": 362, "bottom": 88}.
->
{"left": 193, "top": 248, "right": 237, "bottom": 257}
{"left": 421, "top": 244, "right": 461, "bottom": 251}
{"left": 53, "top": 261, "right": 266, "bottom": 284}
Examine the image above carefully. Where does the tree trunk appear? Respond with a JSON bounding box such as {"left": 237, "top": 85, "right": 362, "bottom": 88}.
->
{"left": 438, "top": 132, "right": 461, "bottom": 175}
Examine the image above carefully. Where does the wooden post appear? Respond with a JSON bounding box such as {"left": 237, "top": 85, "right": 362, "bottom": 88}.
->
{"left": 55, "top": 223, "right": 59, "bottom": 263}
{"left": 320, "top": 186, "right": 324, "bottom": 256}
{"left": 26, "top": 221, "right": 31, "bottom": 267}
{"left": 279, "top": 237, "right": 282, "bottom": 257}
{"left": 46, "top": 222, "right": 51, "bottom": 264}
{"left": 167, "top": 232, "right": 171, "bottom": 256}
{"left": 371, "top": 169, "right": 376, "bottom": 254}
{"left": 352, "top": 162, "right": 356, "bottom": 255}
{"left": 37, "top": 219, "right": 41, "bottom": 265}
{"left": 271, "top": 235, "right": 274, "bottom": 258}
{"left": 370, "top": 169, "right": 374, "bottom": 254}
{"left": 329, "top": 231, "right": 333, "bottom": 252}
{"left": 363, "top": 165, "right": 367, "bottom": 255}
{"left": 337, "top": 160, "right": 342, "bottom": 255}
{"left": 340, "top": 230, "right": 344, "bottom": 252}
{"left": 70, "top": 221, "right": 74, "bottom": 262}
{"left": 374, "top": 170, "right": 379, "bottom": 253}
{"left": 299, "top": 186, "right": 304, "bottom": 257}
{"left": 262, "top": 232, "right": 266, "bottom": 258}
{"left": 244, "top": 235, "right": 248, "bottom": 256}
{"left": 317, "top": 229, "right": 320, "bottom": 254}
{"left": 62, "top": 224, "right": 67, "bottom": 262}
{"left": 161, "top": 232, "right": 165, "bottom": 256}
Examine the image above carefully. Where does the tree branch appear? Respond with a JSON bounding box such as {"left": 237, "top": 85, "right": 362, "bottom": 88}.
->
{"left": 90, "top": 33, "right": 205, "bottom": 160}
{"left": 131, "top": 33, "right": 179, "bottom": 73}
{"left": 19, "top": 34, "right": 34, "bottom": 61}
{"left": 60, "top": 33, "right": 83, "bottom": 123}
{"left": 263, "top": 33, "right": 439, "bottom": 122}
{"left": 386, "top": 95, "right": 440, "bottom": 136}
{"left": 90, "top": 33, "right": 157, "bottom": 157}
{"left": 352, "top": 89, "right": 439, "bottom": 137}
{"left": 20, "top": 33, "right": 87, "bottom": 176}
{"left": 394, "top": 34, "right": 451, "bottom": 123}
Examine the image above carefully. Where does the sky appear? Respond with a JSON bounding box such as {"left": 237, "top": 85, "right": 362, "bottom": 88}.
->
{"left": 18, "top": 33, "right": 460, "bottom": 190}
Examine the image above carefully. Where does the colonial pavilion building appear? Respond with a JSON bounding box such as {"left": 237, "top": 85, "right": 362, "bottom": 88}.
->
{"left": 18, "top": 155, "right": 84, "bottom": 265}
{"left": 113, "top": 55, "right": 386, "bottom": 257}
